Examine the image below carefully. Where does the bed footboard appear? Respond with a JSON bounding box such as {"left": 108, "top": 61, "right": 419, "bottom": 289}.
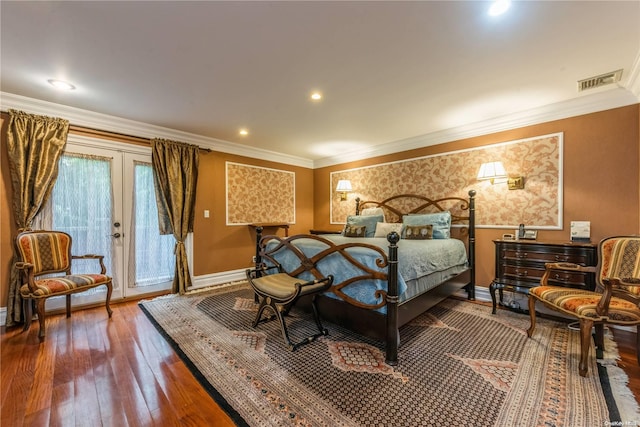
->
{"left": 253, "top": 227, "right": 402, "bottom": 364}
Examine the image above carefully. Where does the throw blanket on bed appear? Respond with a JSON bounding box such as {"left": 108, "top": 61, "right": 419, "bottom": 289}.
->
{"left": 263, "top": 236, "right": 468, "bottom": 308}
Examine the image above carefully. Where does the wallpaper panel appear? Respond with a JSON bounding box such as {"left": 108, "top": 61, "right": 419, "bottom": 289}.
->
{"left": 226, "top": 162, "right": 295, "bottom": 224}
{"left": 331, "top": 133, "right": 562, "bottom": 228}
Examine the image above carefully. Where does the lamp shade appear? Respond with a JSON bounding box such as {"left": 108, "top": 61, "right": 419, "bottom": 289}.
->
{"left": 477, "top": 162, "right": 507, "bottom": 180}
{"left": 335, "top": 180, "right": 353, "bottom": 192}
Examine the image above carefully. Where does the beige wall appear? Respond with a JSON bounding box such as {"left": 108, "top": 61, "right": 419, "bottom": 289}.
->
{"left": 313, "top": 105, "right": 640, "bottom": 289}
{"left": 1, "top": 104, "right": 639, "bottom": 309}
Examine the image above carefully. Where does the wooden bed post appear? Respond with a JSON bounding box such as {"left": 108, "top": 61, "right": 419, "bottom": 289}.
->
{"left": 386, "top": 231, "right": 400, "bottom": 366}
{"left": 467, "top": 189, "right": 476, "bottom": 300}
{"left": 255, "top": 226, "right": 264, "bottom": 276}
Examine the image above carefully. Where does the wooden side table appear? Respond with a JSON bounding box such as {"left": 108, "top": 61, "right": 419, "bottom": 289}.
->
{"left": 310, "top": 229, "right": 342, "bottom": 235}
{"left": 248, "top": 222, "right": 290, "bottom": 237}
{"left": 490, "top": 239, "right": 597, "bottom": 314}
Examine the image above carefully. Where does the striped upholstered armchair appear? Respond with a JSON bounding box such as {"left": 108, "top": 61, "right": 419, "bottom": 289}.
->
{"left": 15, "top": 230, "right": 113, "bottom": 341}
{"left": 527, "top": 236, "right": 640, "bottom": 377}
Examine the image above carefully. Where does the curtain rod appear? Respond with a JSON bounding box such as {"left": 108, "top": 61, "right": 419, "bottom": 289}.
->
{"left": 68, "top": 124, "right": 212, "bottom": 152}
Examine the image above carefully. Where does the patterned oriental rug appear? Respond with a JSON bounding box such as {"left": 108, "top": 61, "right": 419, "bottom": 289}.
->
{"left": 139, "top": 283, "right": 640, "bottom": 427}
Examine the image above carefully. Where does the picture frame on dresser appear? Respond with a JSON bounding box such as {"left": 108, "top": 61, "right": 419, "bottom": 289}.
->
{"left": 489, "top": 239, "right": 597, "bottom": 314}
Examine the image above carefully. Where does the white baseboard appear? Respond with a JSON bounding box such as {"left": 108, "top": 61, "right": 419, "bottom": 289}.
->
{"left": 0, "top": 307, "right": 6, "bottom": 326}
{"left": 190, "top": 268, "right": 247, "bottom": 290}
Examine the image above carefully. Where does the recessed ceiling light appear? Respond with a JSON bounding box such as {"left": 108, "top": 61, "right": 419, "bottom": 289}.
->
{"left": 488, "top": 0, "right": 511, "bottom": 16}
{"left": 47, "top": 79, "right": 76, "bottom": 90}
{"left": 310, "top": 91, "right": 322, "bottom": 101}
{"left": 239, "top": 129, "right": 249, "bottom": 136}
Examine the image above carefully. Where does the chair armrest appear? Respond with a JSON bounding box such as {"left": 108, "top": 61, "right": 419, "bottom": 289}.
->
{"left": 72, "top": 254, "right": 107, "bottom": 274}
{"left": 540, "top": 262, "right": 597, "bottom": 286}
{"left": 14, "top": 262, "right": 37, "bottom": 293}
{"left": 603, "top": 276, "right": 640, "bottom": 301}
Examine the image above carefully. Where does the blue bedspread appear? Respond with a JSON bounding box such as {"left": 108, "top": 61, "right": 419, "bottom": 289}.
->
{"left": 262, "top": 235, "right": 468, "bottom": 309}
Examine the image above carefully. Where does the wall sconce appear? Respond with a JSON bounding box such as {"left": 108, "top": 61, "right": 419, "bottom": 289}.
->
{"left": 336, "top": 179, "right": 353, "bottom": 201}
{"left": 477, "top": 161, "right": 524, "bottom": 190}
{"left": 477, "top": 161, "right": 507, "bottom": 184}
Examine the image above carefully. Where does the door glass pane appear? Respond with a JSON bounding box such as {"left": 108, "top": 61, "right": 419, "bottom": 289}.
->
{"left": 51, "top": 153, "right": 114, "bottom": 276}
{"left": 128, "top": 161, "right": 175, "bottom": 287}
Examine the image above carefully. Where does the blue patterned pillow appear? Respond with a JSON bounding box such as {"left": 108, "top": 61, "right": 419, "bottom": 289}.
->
{"left": 344, "top": 214, "right": 384, "bottom": 238}
{"left": 402, "top": 211, "right": 451, "bottom": 239}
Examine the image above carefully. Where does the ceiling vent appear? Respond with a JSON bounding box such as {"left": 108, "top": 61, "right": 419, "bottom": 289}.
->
{"left": 577, "top": 69, "right": 623, "bottom": 91}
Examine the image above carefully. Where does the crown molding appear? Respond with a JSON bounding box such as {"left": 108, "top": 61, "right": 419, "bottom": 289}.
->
{"left": 0, "top": 92, "right": 314, "bottom": 169}
{"left": 626, "top": 51, "right": 640, "bottom": 98}
{"left": 2, "top": 89, "right": 638, "bottom": 171}
{"left": 312, "top": 88, "right": 640, "bottom": 169}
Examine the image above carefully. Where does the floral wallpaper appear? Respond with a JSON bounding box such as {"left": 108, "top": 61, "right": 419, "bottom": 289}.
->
{"left": 226, "top": 162, "right": 295, "bottom": 224}
{"left": 331, "top": 133, "right": 562, "bottom": 228}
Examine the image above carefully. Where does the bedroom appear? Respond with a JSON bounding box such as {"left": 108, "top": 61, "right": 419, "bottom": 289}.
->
{"left": 1, "top": 1, "right": 640, "bottom": 425}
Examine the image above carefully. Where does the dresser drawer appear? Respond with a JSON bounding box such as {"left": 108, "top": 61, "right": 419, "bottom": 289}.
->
{"left": 502, "top": 264, "right": 545, "bottom": 282}
{"left": 501, "top": 248, "right": 590, "bottom": 265}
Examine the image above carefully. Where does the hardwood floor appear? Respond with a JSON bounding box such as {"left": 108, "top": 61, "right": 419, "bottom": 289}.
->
{"left": 1, "top": 300, "right": 235, "bottom": 427}
{"left": 2, "top": 298, "right": 639, "bottom": 426}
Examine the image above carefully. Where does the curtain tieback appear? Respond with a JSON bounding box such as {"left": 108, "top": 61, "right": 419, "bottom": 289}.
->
{"left": 174, "top": 241, "right": 185, "bottom": 254}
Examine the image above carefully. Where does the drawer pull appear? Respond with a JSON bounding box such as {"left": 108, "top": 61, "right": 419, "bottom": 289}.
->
{"left": 554, "top": 255, "right": 570, "bottom": 262}
{"left": 516, "top": 252, "right": 528, "bottom": 259}
{"left": 516, "top": 270, "right": 528, "bottom": 277}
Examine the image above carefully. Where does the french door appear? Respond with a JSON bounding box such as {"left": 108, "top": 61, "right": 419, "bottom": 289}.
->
{"left": 35, "top": 138, "right": 175, "bottom": 309}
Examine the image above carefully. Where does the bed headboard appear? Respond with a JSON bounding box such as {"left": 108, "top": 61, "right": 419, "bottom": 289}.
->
{"left": 356, "top": 190, "right": 476, "bottom": 298}
{"left": 355, "top": 190, "right": 476, "bottom": 226}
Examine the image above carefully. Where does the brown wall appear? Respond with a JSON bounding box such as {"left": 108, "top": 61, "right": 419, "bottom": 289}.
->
{"left": 192, "top": 152, "right": 314, "bottom": 275}
{"left": 313, "top": 105, "right": 640, "bottom": 290}
{"left": 0, "top": 112, "right": 314, "bottom": 307}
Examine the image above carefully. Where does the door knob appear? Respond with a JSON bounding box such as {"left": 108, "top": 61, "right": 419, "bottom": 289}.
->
{"left": 111, "top": 233, "right": 122, "bottom": 238}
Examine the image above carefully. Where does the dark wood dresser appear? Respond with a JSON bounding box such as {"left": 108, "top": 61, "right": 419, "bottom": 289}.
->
{"left": 490, "top": 239, "right": 597, "bottom": 313}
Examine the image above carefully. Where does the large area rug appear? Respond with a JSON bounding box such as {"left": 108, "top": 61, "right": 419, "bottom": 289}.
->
{"left": 139, "top": 283, "right": 640, "bottom": 426}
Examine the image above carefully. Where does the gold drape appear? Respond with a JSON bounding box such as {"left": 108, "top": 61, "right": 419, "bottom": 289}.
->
{"left": 151, "top": 138, "right": 199, "bottom": 294}
{"left": 6, "top": 109, "right": 69, "bottom": 326}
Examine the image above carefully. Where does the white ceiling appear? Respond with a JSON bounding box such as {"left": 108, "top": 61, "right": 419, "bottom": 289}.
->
{"left": 1, "top": 1, "right": 639, "bottom": 168}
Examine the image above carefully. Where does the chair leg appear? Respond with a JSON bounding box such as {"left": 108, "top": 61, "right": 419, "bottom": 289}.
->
{"left": 594, "top": 323, "right": 605, "bottom": 359}
{"left": 35, "top": 298, "right": 47, "bottom": 342}
{"left": 252, "top": 297, "right": 270, "bottom": 327}
{"left": 526, "top": 295, "right": 537, "bottom": 338}
{"left": 105, "top": 282, "right": 113, "bottom": 318}
{"left": 66, "top": 295, "right": 72, "bottom": 318}
{"left": 579, "top": 318, "right": 594, "bottom": 377}
{"left": 636, "top": 325, "right": 640, "bottom": 366}
{"left": 22, "top": 297, "right": 33, "bottom": 332}
{"left": 273, "top": 304, "right": 296, "bottom": 351}
{"left": 310, "top": 295, "right": 329, "bottom": 338}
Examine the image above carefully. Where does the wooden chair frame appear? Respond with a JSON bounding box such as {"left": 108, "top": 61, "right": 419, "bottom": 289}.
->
{"left": 15, "top": 230, "right": 113, "bottom": 341}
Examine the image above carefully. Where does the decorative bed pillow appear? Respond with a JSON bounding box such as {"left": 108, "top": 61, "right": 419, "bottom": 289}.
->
{"left": 343, "top": 225, "right": 367, "bottom": 237}
{"left": 404, "top": 224, "right": 433, "bottom": 240}
{"left": 402, "top": 211, "right": 451, "bottom": 239}
{"left": 373, "top": 222, "right": 403, "bottom": 238}
{"left": 344, "top": 214, "right": 383, "bottom": 238}
{"left": 360, "top": 207, "right": 386, "bottom": 223}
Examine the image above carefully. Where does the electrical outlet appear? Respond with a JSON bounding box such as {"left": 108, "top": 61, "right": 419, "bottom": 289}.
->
{"left": 252, "top": 256, "right": 257, "bottom": 263}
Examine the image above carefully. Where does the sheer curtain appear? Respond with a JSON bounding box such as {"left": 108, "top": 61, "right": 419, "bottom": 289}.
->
{"left": 34, "top": 152, "right": 116, "bottom": 280}
{"left": 128, "top": 161, "right": 175, "bottom": 287}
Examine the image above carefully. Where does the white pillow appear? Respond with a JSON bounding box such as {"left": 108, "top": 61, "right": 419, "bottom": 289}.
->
{"left": 373, "top": 222, "right": 403, "bottom": 238}
{"left": 361, "top": 207, "right": 386, "bottom": 223}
